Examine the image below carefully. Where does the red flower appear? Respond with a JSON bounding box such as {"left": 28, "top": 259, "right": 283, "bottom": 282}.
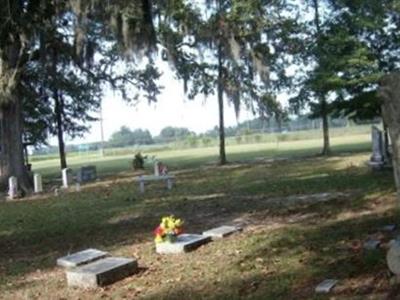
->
{"left": 154, "top": 226, "right": 165, "bottom": 236}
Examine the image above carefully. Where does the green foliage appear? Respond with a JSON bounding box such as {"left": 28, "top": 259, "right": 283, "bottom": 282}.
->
{"left": 109, "top": 126, "right": 153, "bottom": 148}
{"left": 132, "top": 152, "right": 146, "bottom": 170}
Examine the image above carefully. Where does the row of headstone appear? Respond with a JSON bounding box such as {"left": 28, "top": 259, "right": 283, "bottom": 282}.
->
{"left": 155, "top": 225, "right": 242, "bottom": 254}
{"left": 7, "top": 174, "right": 43, "bottom": 200}
{"left": 62, "top": 166, "right": 97, "bottom": 189}
{"left": 57, "top": 225, "right": 242, "bottom": 288}
{"left": 7, "top": 165, "right": 97, "bottom": 200}
{"left": 369, "top": 126, "right": 391, "bottom": 170}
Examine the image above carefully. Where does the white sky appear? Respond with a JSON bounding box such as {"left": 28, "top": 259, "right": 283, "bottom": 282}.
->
{"left": 64, "top": 69, "right": 264, "bottom": 145}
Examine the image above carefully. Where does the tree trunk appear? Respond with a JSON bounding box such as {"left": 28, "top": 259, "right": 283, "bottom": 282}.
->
{"left": 54, "top": 91, "right": 67, "bottom": 170}
{"left": 217, "top": 41, "right": 227, "bottom": 165}
{"left": 380, "top": 73, "right": 400, "bottom": 201}
{"left": 320, "top": 96, "right": 331, "bottom": 155}
{"left": 0, "top": 98, "right": 32, "bottom": 192}
{"left": 321, "top": 111, "right": 330, "bottom": 155}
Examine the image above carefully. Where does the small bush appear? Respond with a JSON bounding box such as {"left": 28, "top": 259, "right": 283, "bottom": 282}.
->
{"left": 132, "top": 152, "right": 146, "bottom": 170}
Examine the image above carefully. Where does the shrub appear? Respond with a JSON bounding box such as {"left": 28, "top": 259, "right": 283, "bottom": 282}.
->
{"left": 132, "top": 152, "right": 146, "bottom": 170}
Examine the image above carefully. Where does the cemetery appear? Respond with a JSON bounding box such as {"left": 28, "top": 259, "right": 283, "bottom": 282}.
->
{"left": 1, "top": 1, "right": 400, "bottom": 299}
{"left": 1, "top": 141, "right": 400, "bottom": 299}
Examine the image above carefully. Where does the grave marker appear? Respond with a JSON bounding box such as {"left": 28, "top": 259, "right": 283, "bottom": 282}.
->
{"left": 34, "top": 173, "right": 43, "bottom": 193}
{"left": 62, "top": 168, "right": 73, "bottom": 188}
{"left": 364, "top": 239, "right": 381, "bottom": 250}
{"left": 154, "top": 161, "right": 160, "bottom": 176}
{"left": 8, "top": 176, "right": 17, "bottom": 199}
{"left": 315, "top": 279, "right": 338, "bottom": 293}
{"left": 66, "top": 257, "right": 137, "bottom": 288}
{"left": 203, "top": 225, "right": 242, "bottom": 239}
{"left": 76, "top": 166, "right": 97, "bottom": 183}
{"left": 156, "top": 234, "right": 211, "bottom": 254}
{"left": 387, "top": 240, "right": 400, "bottom": 275}
{"left": 57, "top": 249, "right": 109, "bottom": 268}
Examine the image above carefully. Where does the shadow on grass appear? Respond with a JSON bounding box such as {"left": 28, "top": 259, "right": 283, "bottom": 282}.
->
{"left": 0, "top": 148, "right": 394, "bottom": 296}
{"left": 141, "top": 211, "right": 397, "bottom": 300}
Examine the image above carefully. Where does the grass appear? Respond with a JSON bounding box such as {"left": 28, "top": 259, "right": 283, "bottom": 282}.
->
{"left": 1, "top": 133, "right": 398, "bottom": 299}
{"left": 31, "top": 134, "right": 370, "bottom": 180}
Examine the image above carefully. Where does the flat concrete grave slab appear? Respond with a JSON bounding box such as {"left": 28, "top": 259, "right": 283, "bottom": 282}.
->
{"left": 315, "top": 279, "right": 338, "bottom": 293}
{"left": 383, "top": 224, "right": 397, "bottom": 232}
{"left": 66, "top": 257, "right": 138, "bottom": 288}
{"left": 156, "top": 234, "right": 211, "bottom": 254}
{"left": 364, "top": 239, "right": 381, "bottom": 250}
{"left": 202, "top": 225, "right": 242, "bottom": 239}
{"left": 57, "top": 249, "right": 109, "bottom": 268}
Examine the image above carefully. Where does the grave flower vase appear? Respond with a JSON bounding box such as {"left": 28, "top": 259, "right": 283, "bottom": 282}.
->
{"left": 165, "top": 234, "right": 177, "bottom": 243}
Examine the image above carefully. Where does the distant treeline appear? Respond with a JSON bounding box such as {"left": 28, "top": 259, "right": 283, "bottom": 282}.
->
{"left": 32, "top": 115, "right": 377, "bottom": 155}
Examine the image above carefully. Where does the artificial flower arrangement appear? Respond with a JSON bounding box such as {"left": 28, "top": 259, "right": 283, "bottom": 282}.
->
{"left": 154, "top": 216, "right": 184, "bottom": 243}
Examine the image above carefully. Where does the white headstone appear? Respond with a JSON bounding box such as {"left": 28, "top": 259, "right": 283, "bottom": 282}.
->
{"left": 62, "top": 168, "right": 73, "bottom": 188}
{"left": 34, "top": 173, "right": 43, "bottom": 193}
{"left": 154, "top": 161, "right": 160, "bottom": 176}
{"left": 8, "top": 176, "right": 18, "bottom": 199}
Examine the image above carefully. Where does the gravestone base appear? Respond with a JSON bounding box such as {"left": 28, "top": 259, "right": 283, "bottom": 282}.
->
{"left": 66, "top": 257, "right": 137, "bottom": 288}
{"left": 156, "top": 234, "right": 211, "bottom": 254}
{"left": 202, "top": 225, "right": 242, "bottom": 239}
{"left": 57, "top": 249, "right": 109, "bottom": 268}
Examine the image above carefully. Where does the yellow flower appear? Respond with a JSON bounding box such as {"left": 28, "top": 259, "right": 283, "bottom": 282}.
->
{"left": 155, "top": 235, "right": 164, "bottom": 243}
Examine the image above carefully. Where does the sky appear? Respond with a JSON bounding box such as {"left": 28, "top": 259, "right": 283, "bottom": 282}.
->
{"left": 63, "top": 63, "right": 269, "bottom": 146}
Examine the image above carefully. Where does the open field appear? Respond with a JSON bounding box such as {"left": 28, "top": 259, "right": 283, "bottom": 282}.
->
{"left": 31, "top": 133, "right": 370, "bottom": 180}
{"left": 1, "top": 132, "right": 399, "bottom": 299}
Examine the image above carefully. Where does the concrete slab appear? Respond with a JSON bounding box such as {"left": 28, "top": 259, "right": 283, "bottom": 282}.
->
{"left": 202, "top": 225, "right": 242, "bottom": 239}
{"left": 57, "top": 249, "right": 108, "bottom": 268}
{"left": 66, "top": 257, "right": 138, "bottom": 288}
{"left": 364, "top": 239, "right": 381, "bottom": 250}
{"left": 315, "top": 279, "right": 338, "bottom": 293}
{"left": 156, "top": 234, "right": 211, "bottom": 254}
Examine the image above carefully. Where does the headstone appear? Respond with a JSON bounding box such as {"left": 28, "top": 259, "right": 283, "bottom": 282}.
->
{"left": 66, "top": 257, "right": 138, "bottom": 288}
{"left": 62, "top": 168, "right": 73, "bottom": 188}
{"left": 139, "top": 176, "right": 145, "bottom": 193}
{"left": 315, "top": 279, "right": 338, "bottom": 293}
{"left": 388, "top": 240, "right": 400, "bottom": 275}
{"left": 75, "top": 183, "right": 81, "bottom": 192}
{"left": 34, "top": 173, "right": 43, "bottom": 193}
{"left": 57, "top": 249, "right": 109, "bottom": 268}
{"left": 371, "top": 126, "right": 384, "bottom": 163}
{"left": 155, "top": 234, "right": 211, "bottom": 254}
{"left": 203, "top": 225, "right": 242, "bottom": 239}
{"left": 154, "top": 161, "right": 160, "bottom": 176}
{"left": 8, "top": 176, "right": 18, "bottom": 199}
{"left": 364, "top": 239, "right": 381, "bottom": 250}
{"left": 166, "top": 177, "right": 173, "bottom": 190}
{"left": 76, "top": 166, "right": 97, "bottom": 183}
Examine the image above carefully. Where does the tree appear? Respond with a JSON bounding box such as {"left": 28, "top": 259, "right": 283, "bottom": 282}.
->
{"left": 0, "top": 1, "right": 162, "bottom": 190}
{"left": 157, "top": 0, "right": 289, "bottom": 164}
{"left": 108, "top": 126, "right": 153, "bottom": 147}
{"left": 158, "top": 127, "right": 192, "bottom": 142}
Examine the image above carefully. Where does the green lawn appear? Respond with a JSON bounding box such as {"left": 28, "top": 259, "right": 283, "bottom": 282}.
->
{"left": 1, "top": 134, "right": 398, "bottom": 299}
{"left": 32, "top": 134, "right": 370, "bottom": 180}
